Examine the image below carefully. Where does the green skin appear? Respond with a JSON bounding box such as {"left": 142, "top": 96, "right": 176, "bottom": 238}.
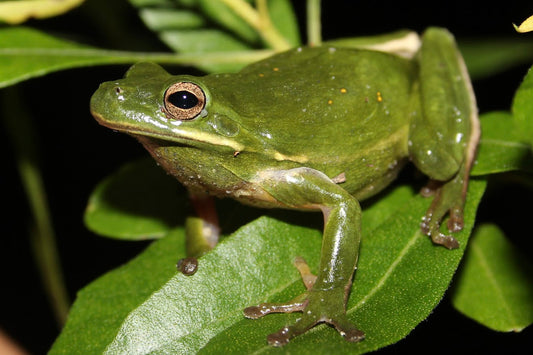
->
{"left": 90, "top": 28, "right": 479, "bottom": 346}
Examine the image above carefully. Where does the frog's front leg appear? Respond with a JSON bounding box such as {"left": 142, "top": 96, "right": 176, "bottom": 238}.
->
{"left": 177, "top": 194, "right": 220, "bottom": 275}
{"left": 409, "top": 28, "right": 480, "bottom": 249}
{"left": 243, "top": 167, "right": 365, "bottom": 346}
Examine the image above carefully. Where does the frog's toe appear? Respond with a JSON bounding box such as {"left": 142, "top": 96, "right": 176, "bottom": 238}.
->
{"left": 331, "top": 315, "right": 365, "bottom": 342}
{"left": 243, "top": 300, "right": 306, "bottom": 319}
{"left": 267, "top": 326, "right": 292, "bottom": 347}
{"left": 430, "top": 231, "right": 459, "bottom": 249}
{"left": 266, "top": 318, "right": 317, "bottom": 347}
{"left": 446, "top": 206, "right": 464, "bottom": 232}
{"left": 265, "top": 311, "right": 364, "bottom": 346}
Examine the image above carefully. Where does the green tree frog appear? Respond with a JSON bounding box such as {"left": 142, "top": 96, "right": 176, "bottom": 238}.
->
{"left": 90, "top": 28, "right": 479, "bottom": 346}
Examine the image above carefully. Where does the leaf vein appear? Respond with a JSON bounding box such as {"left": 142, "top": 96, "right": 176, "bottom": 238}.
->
{"left": 472, "top": 242, "right": 518, "bottom": 326}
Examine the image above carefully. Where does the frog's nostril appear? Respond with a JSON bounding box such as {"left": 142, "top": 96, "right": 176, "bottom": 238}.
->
{"left": 114, "top": 86, "right": 123, "bottom": 94}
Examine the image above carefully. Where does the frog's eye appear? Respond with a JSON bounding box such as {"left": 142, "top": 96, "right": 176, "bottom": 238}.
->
{"left": 164, "top": 82, "right": 206, "bottom": 120}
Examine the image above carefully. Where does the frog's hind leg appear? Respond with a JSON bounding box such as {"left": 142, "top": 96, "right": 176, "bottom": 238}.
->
{"left": 243, "top": 167, "right": 365, "bottom": 346}
{"left": 410, "top": 28, "right": 480, "bottom": 249}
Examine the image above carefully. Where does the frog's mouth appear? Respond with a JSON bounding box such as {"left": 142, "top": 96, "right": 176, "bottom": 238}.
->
{"left": 91, "top": 111, "right": 245, "bottom": 153}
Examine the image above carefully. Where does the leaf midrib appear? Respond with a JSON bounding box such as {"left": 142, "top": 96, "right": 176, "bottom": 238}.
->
{"left": 472, "top": 241, "right": 519, "bottom": 328}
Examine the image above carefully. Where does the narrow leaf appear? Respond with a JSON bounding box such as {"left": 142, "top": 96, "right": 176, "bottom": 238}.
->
{"left": 451, "top": 224, "right": 533, "bottom": 332}
{"left": 0, "top": 27, "right": 273, "bottom": 88}
{"left": 129, "top": 0, "right": 299, "bottom": 72}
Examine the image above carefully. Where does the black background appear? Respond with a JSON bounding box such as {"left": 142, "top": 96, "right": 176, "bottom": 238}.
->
{"left": 1, "top": 0, "right": 532, "bottom": 353}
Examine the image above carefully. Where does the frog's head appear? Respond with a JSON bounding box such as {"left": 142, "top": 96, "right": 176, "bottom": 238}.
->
{"left": 90, "top": 62, "right": 246, "bottom": 154}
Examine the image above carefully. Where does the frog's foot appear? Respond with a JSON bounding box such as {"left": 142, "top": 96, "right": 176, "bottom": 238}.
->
{"left": 420, "top": 172, "right": 467, "bottom": 249}
{"left": 244, "top": 289, "right": 364, "bottom": 346}
{"left": 244, "top": 257, "right": 364, "bottom": 346}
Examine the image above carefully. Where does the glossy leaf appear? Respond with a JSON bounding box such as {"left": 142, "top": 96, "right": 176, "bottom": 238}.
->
{"left": 51, "top": 180, "right": 485, "bottom": 353}
{"left": 49, "top": 228, "right": 188, "bottom": 354}
{"left": 471, "top": 111, "right": 533, "bottom": 176}
{"left": 451, "top": 224, "right": 533, "bottom": 332}
{"left": 84, "top": 159, "right": 184, "bottom": 240}
{"left": 0, "top": 0, "right": 84, "bottom": 24}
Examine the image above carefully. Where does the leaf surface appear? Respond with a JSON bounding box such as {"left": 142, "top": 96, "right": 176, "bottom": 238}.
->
{"left": 451, "top": 224, "right": 533, "bottom": 332}
{"left": 472, "top": 111, "right": 533, "bottom": 176}
{"left": 84, "top": 159, "right": 184, "bottom": 240}
{"left": 51, "top": 180, "right": 486, "bottom": 354}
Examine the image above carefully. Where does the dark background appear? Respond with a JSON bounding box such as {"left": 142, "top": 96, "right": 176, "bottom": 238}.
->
{"left": 1, "top": 0, "right": 532, "bottom": 353}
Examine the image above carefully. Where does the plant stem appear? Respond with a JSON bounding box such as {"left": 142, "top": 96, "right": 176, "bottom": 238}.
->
{"left": 219, "top": 0, "right": 291, "bottom": 50}
{"left": 1, "top": 88, "right": 70, "bottom": 326}
{"left": 307, "top": 0, "right": 322, "bottom": 46}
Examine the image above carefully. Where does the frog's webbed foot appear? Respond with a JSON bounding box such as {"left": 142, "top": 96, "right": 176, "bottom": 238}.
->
{"left": 244, "top": 257, "right": 365, "bottom": 347}
{"left": 420, "top": 167, "right": 468, "bottom": 249}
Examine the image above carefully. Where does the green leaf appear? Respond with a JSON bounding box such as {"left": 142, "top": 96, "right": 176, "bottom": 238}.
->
{"left": 49, "top": 227, "right": 187, "bottom": 354}
{"left": 471, "top": 111, "right": 533, "bottom": 175}
{"left": 130, "top": 0, "right": 300, "bottom": 73}
{"left": 84, "top": 159, "right": 184, "bottom": 240}
{"left": 51, "top": 180, "right": 485, "bottom": 353}
{"left": 459, "top": 39, "right": 533, "bottom": 80}
{"left": 84, "top": 158, "right": 266, "bottom": 240}
{"left": 0, "top": 27, "right": 273, "bottom": 88}
{"left": 451, "top": 224, "right": 533, "bottom": 332}
{"left": 512, "top": 66, "right": 533, "bottom": 147}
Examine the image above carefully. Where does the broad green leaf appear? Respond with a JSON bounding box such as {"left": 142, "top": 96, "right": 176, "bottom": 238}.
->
{"left": 459, "top": 39, "right": 533, "bottom": 80}
{"left": 203, "top": 180, "right": 486, "bottom": 354}
{"left": 49, "top": 227, "right": 188, "bottom": 354}
{"left": 0, "top": 0, "right": 84, "bottom": 24}
{"left": 0, "top": 27, "right": 272, "bottom": 88}
{"left": 512, "top": 66, "right": 533, "bottom": 147}
{"left": 84, "top": 159, "right": 184, "bottom": 240}
{"left": 471, "top": 111, "right": 533, "bottom": 175}
{"left": 451, "top": 224, "right": 533, "bottom": 332}
{"left": 51, "top": 180, "right": 485, "bottom": 353}
{"left": 129, "top": 0, "right": 300, "bottom": 73}
{"left": 84, "top": 158, "right": 266, "bottom": 240}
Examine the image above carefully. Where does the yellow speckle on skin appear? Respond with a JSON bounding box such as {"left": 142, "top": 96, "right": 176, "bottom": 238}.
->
{"left": 273, "top": 67, "right": 279, "bottom": 72}
{"left": 258, "top": 73, "right": 264, "bottom": 77}
{"left": 340, "top": 88, "right": 347, "bottom": 94}
{"left": 377, "top": 91, "right": 383, "bottom": 102}
{"left": 328, "top": 99, "right": 333, "bottom": 105}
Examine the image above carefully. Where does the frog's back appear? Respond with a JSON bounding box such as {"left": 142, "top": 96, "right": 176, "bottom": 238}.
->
{"left": 205, "top": 47, "right": 416, "bottom": 198}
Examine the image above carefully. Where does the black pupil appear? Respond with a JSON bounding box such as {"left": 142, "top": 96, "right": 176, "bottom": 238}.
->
{"left": 168, "top": 90, "right": 198, "bottom": 109}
